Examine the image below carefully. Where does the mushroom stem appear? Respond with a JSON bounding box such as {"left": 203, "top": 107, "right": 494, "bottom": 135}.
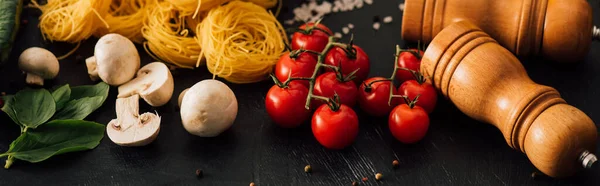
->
{"left": 86, "top": 56, "right": 99, "bottom": 81}
{"left": 178, "top": 88, "right": 190, "bottom": 108}
{"left": 85, "top": 56, "right": 100, "bottom": 81}
{"left": 25, "top": 73, "right": 45, "bottom": 86}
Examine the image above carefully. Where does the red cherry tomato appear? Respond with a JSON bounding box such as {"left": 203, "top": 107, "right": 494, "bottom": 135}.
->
{"left": 395, "top": 49, "right": 424, "bottom": 83}
{"left": 358, "top": 77, "right": 400, "bottom": 117}
{"left": 324, "top": 45, "right": 370, "bottom": 85}
{"left": 398, "top": 79, "right": 437, "bottom": 114}
{"left": 313, "top": 72, "right": 358, "bottom": 107}
{"left": 265, "top": 81, "right": 311, "bottom": 128}
{"left": 389, "top": 104, "right": 429, "bottom": 144}
{"left": 274, "top": 52, "right": 318, "bottom": 87}
{"left": 312, "top": 104, "right": 359, "bottom": 150}
{"left": 292, "top": 23, "right": 333, "bottom": 53}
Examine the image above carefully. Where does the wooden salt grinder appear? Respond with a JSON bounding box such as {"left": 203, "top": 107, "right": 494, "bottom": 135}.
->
{"left": 402, "top": 0, "right": 600, "bottom": 63}
{"left": 421, "top": 21, "right": 598, "bottom": 178}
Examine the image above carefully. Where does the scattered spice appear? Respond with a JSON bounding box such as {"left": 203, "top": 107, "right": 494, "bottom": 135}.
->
{"left": 22, "top": 19, "right": 28, "bottom": 25}
{"left": 375, "top": 173, "right": 383, "bottom": 181}
{"left": 1, "top": 92, "right": 6, "bottom": 96}
{"left": 195, "top": 169, "right": 203, "bottom": 178}
{"left": 372, "top": 15, "right": 380, "bottom": 22}
{"left": 362, "top": 177, "right": 368, "bottom": 182}
{"left": 352, "top": 181, "right": 359, "bottom": 186}
{"left": 531, "top": 171, "right": 539, "bottom": 180}
{"left": 304, "top": 165, "right": 312, "bottom": 173}
{"left": 392, "top": 160, "right": 399, "bottom": 169}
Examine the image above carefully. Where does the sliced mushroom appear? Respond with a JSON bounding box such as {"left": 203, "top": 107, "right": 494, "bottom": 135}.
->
{"left": 87, "top": 33, "right": 140, "bottom": 86}
{"left": 18, "top": 47, "right": 59, "bottom": 86}
{"left": 180, "top": 80, "right": 238, "bottom": 137}
{"left": 106, "top": 94, "right": 161, "bottom": 146}
{"left": 117, "top": 62, "right": 174, "bottom": 107}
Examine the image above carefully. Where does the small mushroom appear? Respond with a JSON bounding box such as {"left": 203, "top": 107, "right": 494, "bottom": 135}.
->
{"left": 118, "top": 62, "right": 174, "bottom": 107}
{"left": 107, "top": 94, "right": 161, "bottom": 146}
{"left": 178, "top": 88, "right": 190, "bottom": 107}
{"left": 180, "top": 80, "right": 238, "bottom": 137}
{"left": 18, "top": 47, "right": 59, "bottom": 86}
{"left": 86, "top": 33, "right": 140, "bottom": 86}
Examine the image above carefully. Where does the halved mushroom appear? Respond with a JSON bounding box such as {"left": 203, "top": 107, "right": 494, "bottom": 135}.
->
{"left": 86, "top": 33, "right": 140, "bottom": 86}
{"left": 117, "top": 62, "right": 174, "bottom": 107}
{"left": 107, "top": 94, "right": 161, "bottom": 146}
{"left": 18, "top": 47, "right": 59, "bottom": 86}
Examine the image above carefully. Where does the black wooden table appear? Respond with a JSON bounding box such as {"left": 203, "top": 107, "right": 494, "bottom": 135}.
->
{"left": 1, "top": 0, "right": 600, "bottom": 185}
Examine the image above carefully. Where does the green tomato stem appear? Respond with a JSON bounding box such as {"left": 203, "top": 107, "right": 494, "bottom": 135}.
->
{"left": 4, "top": 155, "right": 14, "bottom": 169}
{"left": 304, "top": 36, "right": 348, "bottom": 110}
{"left": 387, "top": 45, "right": 403, "bottom": 106}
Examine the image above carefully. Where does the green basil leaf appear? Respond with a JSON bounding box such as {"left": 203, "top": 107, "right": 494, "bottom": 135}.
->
{"left": 3, "top": 119, "right": 104, "bottom": 164}
{"left": 52, "top": 96, "right": 105, "bottom": 120}
{"left": 51, "top": 84, "right": 71, "bottom": 111}
{"left": 70, "top": 82, "right": 109, "bottom": 103}
{"left": 13, "top": 89, "right": 55, "bottom": 128}
{"left": 1, "top": 95, "right": 19, "bottom": 126}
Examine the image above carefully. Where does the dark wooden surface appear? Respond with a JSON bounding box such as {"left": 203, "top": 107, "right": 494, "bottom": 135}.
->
{"left": 1, "top": 0, "right": 599, "bottom": 185}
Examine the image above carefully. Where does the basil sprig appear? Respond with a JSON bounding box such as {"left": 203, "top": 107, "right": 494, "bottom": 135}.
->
{"left": 0, "top": 82, "right": 109, "bottom": 168}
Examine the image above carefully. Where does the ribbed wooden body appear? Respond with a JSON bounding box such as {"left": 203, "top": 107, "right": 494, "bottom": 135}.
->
{"left": 421, "top": 21, "right": 597, "bottom": 178}
{"left": 402, "top": 0, "right": 594, "bottom": 63}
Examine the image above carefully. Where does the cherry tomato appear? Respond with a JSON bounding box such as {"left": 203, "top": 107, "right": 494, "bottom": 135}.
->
{"left": 395, "top": 49, "right": 424, "bottom": 83}
{"left": 312, "top": 104, "right": 359, "bottom": 150}
{"left": 388, "top": 104, "right": 429, "bottom": 144}
{"left": 292, "top": 23, "right": 333, "bottom": 53}
{"left": 398, "top": 79, "right": 437, "bottom": 114}
{"left": 358, "top": 77, "right": 400, "bottom": 117}
{"left": 313, "top": 72, "right": 358, "bottom": 107}
{"left": 265, "top": 81, "right": 311, "bottom": 128}
{"left": 275, "top": 52, "right": 318, "bottom": 87}
{"left": 324, "top": 45, "right": 370, "bottom": 85}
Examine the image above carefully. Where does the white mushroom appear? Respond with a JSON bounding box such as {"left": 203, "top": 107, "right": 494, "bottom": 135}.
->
{"left": 178, "top": 88, "right": 190, "bottom": 107}
{"left": 180, "top": 80, "right": 238, "bottom": 137}
{"left": 107, "top": 94, "right": 161, "bottom": 146}
{"left": 18, "top": 47, "right": 59, "bottom": 86}
{"left": 117, "top": 62, "right": 174, "bottom": 107}
{"left": 86, "top": 33, "right": 140, "bottom": 86}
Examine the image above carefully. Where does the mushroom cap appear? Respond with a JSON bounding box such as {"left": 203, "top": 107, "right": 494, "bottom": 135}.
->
{"left": 118, "top": 62, "right": 174, "bottom": 107}
{"left": 18, "top": 47, "right": 59, "bottom": 79}
{"left": 106, "top": 95, "right": 161, "bottom": 146}
{"left": 95, "top": 33, "right": 140, "bottom": 86}
{"left": 180, "top": 80, "right": 238, "bottom": 137}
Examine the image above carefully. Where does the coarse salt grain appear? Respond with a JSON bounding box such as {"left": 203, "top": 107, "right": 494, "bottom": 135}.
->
{"left": 373, "top": 22, "right": 381, "bottom": 30}
{"left": 348, "top": 23, "right": 354, "bottom": 29}
{"left": 383, "top": 16, "right": 393, "bottom": 23}
{"left": 342, "top": 27, "right": 350, "bottom": 34}
{"left": 399, "top": 3, "right": 405, "bottom": 11}
{"left": 334, "top": 32, "right": 343, "bottom": 38}
{"left": 286, "top": 0, "right": 374, "bottom": 25}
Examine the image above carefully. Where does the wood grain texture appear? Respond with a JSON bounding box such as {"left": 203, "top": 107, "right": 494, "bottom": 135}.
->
{"left": 401, "top": 0, "right": 595, "bottom": 63}
{"left": 0, "top": 0, "right": 598, "bottom": 185}
{"left": 421, "top": 20, "right": 598, "bottom": 178}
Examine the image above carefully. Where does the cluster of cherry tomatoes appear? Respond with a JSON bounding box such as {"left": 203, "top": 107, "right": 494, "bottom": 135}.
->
{"left": 265, "top": 22, "right": 438, "bottom": 150}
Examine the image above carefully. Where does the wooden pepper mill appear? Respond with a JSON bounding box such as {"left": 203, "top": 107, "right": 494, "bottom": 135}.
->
{"left": 421, "top": 21, "right": 598, "bottom": 178}
{"left": 402, "top": 0, "right": 600, "bottom": 63}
